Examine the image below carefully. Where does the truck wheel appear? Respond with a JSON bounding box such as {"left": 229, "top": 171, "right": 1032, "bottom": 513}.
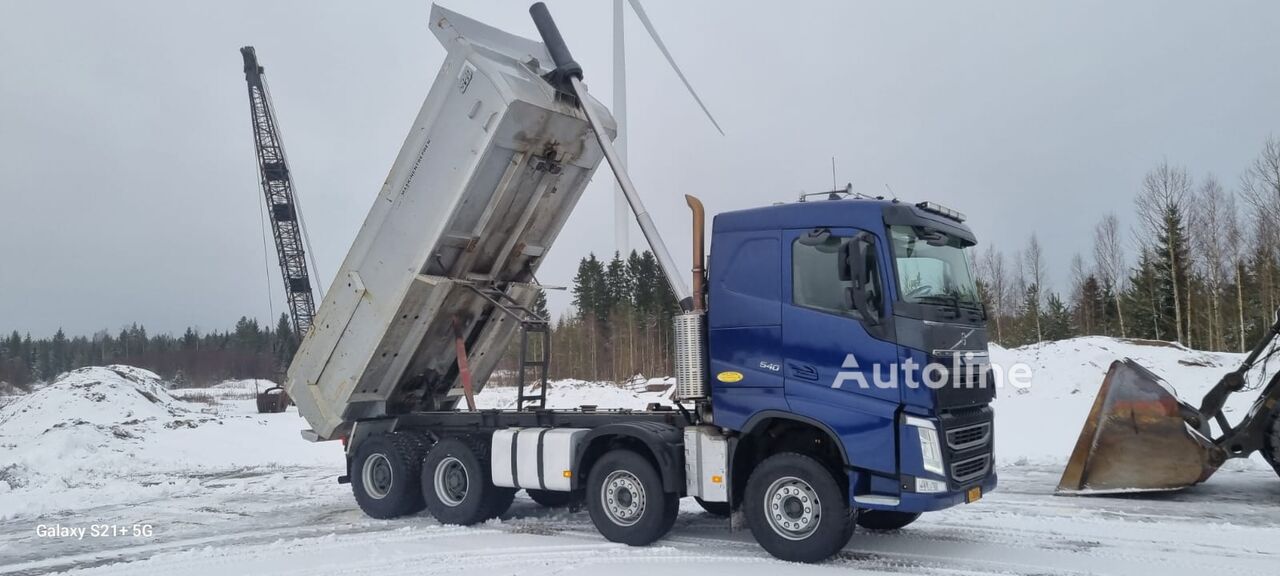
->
{"left": 421, "top": 437, "right": 512, "bottom": 525}
{"left": 350, "top": 432, "right": 428, "bottom": 519}
{"left": 856, "top": 510, "right": 920, "bottom": 531}
{"left": 586, "top": 449, "right": 679, "bottom": 546}
{"left": 1264, "top": 412, "right": 1280, "bottom": 477}
{"left": 744, "top": 453, "right": 854, "bottom": 563}
{"left": 528, "top": 489, "right": 583, "bottom": 509}
{"left": 486, "top": 484, "right": 518, "bottom": 519}
{"left": 695, "top": 497, "right": 731, "bottom": 517}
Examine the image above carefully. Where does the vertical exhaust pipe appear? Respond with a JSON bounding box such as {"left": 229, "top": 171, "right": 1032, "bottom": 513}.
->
{"left": 686, "top": 194, "right": 706, "bottom": 312}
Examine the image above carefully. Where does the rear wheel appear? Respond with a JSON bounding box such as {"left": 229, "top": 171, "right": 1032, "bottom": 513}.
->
{"left": 422, "top": 437, "right": 515, "bottom": 525}
{"left": 744, "top": 453, "right": 855, "bottom": 563}
{"left": 586, "top": 449, "right": 679, "bottom": 545}
{"left": 856, "top": 510, "right": 920, "bottom": 531}
{"left": 350, "top": 432, "right": 428, "bottom": 519}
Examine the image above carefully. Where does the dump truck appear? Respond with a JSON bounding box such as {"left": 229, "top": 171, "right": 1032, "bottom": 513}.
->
{"left": 1058, "top": 316, "right": 1280, "bottom": 494}
{"left": 285, "top": 3, "right": 995, "bottom": 562}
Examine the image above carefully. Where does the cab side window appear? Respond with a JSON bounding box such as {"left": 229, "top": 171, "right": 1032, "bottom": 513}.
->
{"left": 791, "top": 236, "right": 854, "bottom": 316}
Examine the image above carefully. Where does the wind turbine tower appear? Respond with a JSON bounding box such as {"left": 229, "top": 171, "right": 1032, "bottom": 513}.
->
{"left": 611, "top": 0, "right": 723, "bottom": 255}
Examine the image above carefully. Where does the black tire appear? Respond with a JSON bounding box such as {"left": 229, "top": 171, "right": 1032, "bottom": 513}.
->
{"left": 586, "top": 449, "right": 679, "bottom": 546}
{"left": 695, "top": 497, "right": 731, "bottom": 517}
{"left": 350, "top": 432, "right": 428, "bottom": 519}
{"left": 744, "top": 453, "right": 855, "bottom": 563}
{"left": 486, "top": 484, "right": 518, "bottom": 519}
{"left": 856, "top": 510, "right": 920, "bottom": 531}
{"left": 1264, "top": 411, "right": 1280, "bottom": 478}
{"left": 528, "top": 489, "right": 583, "bottom": 509}
{"left": 421, "top": 437, "right": 512, "bottom": 525}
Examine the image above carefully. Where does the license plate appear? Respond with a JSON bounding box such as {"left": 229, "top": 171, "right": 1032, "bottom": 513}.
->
{"left": 966, "top": 486, "right": 982, "bottom": 503}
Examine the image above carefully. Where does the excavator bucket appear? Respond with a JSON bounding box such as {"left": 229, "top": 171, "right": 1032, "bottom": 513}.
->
{"left": 1057, "top": 359, "right": 1226, "bottom": 494}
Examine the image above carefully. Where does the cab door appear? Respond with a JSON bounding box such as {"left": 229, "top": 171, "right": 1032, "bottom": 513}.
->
{"left": 780, "top": 227, "right": 900, "bottom": 473}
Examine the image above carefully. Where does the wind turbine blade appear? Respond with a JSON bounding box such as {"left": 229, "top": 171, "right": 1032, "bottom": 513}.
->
{"left": 627, "top": 0, "right": 724, "bottom": 136}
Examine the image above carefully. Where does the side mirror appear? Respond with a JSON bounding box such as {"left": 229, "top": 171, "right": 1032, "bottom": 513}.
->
{"left": 843, "top": 234, "right": 882, "bottom": 325}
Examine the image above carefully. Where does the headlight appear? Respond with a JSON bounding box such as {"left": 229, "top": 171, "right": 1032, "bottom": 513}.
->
{"left": 918, "top": 427, "right": 944, "bottom": 475}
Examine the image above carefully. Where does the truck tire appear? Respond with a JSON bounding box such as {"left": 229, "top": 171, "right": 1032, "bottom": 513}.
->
{"left": 744, "top": 453, "right": 855, "bottom": 563}
{"left": 586, "top": 449, "right": 679, "bottom": 546}
{"left": 486, "top": 484, "right": 518, "bottom": 519}
{"left": 1264, "top": 411, "right": 1280, "bottom": 478}
{"left": 695, "top": 497, "right": 731, "bottom": 517}
{"left": 527, "top": 489, "right": 583, "bottom": 509}
{"left": 856, "top": 510, "right": 920, "bottom": 531}
{"left": 350, "top": 432, "right": 428, "bottom": 519}
{"left": 421, "top": 437, "right": 514, "bottom": 525}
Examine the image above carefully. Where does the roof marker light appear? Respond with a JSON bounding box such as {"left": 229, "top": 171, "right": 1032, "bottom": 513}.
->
{"left": 916, "top": 201, "right": 966, "bottom": 223}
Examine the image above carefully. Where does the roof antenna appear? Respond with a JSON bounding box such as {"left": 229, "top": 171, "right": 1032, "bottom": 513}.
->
{"left": 831, "top": 157, "right": 838, "bottom": 189}
{"left": 884, "top": 183, "right": 900, "bottom": 202}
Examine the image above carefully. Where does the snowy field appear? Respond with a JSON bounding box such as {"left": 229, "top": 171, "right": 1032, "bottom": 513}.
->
{"left": 0, "top": 338, "right": 1277, "bottom": 575}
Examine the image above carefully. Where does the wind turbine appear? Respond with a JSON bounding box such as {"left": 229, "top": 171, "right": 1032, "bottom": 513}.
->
{"left": 611, "top": 0, "right": 723, "bottom": 255}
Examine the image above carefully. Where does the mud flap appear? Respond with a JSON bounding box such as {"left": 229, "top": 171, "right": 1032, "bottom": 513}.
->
{"left": 1057, "top": 359, "right": 1225, "bottom": 494}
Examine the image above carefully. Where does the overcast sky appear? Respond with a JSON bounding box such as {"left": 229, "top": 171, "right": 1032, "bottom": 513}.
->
{"left": 3, "top": 0, "right": 1280, "bottom": 337}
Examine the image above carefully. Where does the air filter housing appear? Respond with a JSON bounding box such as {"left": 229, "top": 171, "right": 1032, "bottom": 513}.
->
{"left": 673, "top": 312, "right": 708, "bottom": 400}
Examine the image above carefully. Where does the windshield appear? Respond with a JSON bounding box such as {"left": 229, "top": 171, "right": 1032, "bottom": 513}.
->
{"left": 889, "top": 225, "right": 980, "bottom": 306}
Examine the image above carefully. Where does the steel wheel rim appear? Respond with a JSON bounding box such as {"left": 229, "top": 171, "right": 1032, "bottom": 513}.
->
{"left": 434, "top": 456, "right": 469, "bottom": 507}
{"left": 601, "top": 470, "right": 646, "bottom": 526}
{"left": 763, "top": 476, "right": 821, "bottom": 541}
{"left": 362, "top": 453, "right": 394, "bottom": 500}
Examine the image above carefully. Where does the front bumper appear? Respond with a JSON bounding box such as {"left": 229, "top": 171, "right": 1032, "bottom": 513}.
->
{"left": 897, "top": 471, "right": 999, "bottom": 512}
{"left": 851, "top": 406, "right": 996, "bottom": 513}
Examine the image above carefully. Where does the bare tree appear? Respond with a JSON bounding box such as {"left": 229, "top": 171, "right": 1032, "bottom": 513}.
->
{"left": 1241, "top": 136, "right": 1280, "bottom": 224}
{"left": 1092, "top": 213, "right": 1127, "bottom": 337}
{"left": 1024, "top": 235, "right": 1045, "bottom": 342}
{"left": 1135, "top": 160, "right": 1192, "bottom": 343}
{"left": 982, "top": 246, "right": 1009, "bottom": 343}
{"left": 1195, "top": 175, "right": 1230, "bottom": 350}
{"left": 1222, "top": 189, "right": 1246, "bottom": 352}
{"left": 1242, "top": 137, "right": 1280, "bottom": 329}
{"left": 1069, "top": 253, "right": 1090, "bottom": 333}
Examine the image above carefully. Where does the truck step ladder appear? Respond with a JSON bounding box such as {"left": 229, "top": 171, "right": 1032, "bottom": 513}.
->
{"left": 465, "top": 284, "right": 550, "bottom": 411}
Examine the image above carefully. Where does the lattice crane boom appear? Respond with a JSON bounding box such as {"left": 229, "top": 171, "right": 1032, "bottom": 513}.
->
{"left": 240, "top": 46, "right": 316, "bottom": 340}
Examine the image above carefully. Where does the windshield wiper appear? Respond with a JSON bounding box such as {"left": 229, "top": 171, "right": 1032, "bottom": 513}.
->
{"left": 917, "top": 294, "right": 986, "bottom": 321}
{"left": 916, "top": 294, "right": 962, "bottom": 317}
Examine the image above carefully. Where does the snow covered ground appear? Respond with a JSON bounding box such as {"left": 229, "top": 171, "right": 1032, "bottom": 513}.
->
{"left": 0, "top": 339, "right": 1277, "bottom": 575}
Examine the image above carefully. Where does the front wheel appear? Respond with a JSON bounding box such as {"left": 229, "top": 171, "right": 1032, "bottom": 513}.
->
{"left": 1264, "top": 412, "right": 1280, "bottom": 478}
{"left": 856, "top": 510, "right": 920, "bottom": 531}
{"left": 586, "top": 450, "right": 679, "bottom": 546}
{"left": 744, "top": 453, "right": 855, "bottom": 563}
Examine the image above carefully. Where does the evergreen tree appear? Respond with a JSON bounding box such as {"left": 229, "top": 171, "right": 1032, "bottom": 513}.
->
{"left": 1042, "top": 292, "right": 1074, "bottom": 340}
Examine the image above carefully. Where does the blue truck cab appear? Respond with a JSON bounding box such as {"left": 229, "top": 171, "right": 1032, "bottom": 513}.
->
{"left": 706, "top": 196, "right": 997, "bottom": 517}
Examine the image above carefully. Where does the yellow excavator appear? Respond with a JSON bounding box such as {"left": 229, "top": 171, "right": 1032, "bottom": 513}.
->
{"left": 1058, "top": 310, "right": 1280, "bottom": 494}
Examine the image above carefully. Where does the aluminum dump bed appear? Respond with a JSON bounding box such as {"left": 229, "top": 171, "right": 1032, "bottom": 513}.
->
{"left": 286, "top": 5, "right": 615, "bottom": 441}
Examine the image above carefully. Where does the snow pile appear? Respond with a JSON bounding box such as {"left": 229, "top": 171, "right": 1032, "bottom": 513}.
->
{"left": 991, "top": 336, "right": 1265, "bottom": 466}
{"left": 0, "top": 367, "right": 340, "bottom": 520}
